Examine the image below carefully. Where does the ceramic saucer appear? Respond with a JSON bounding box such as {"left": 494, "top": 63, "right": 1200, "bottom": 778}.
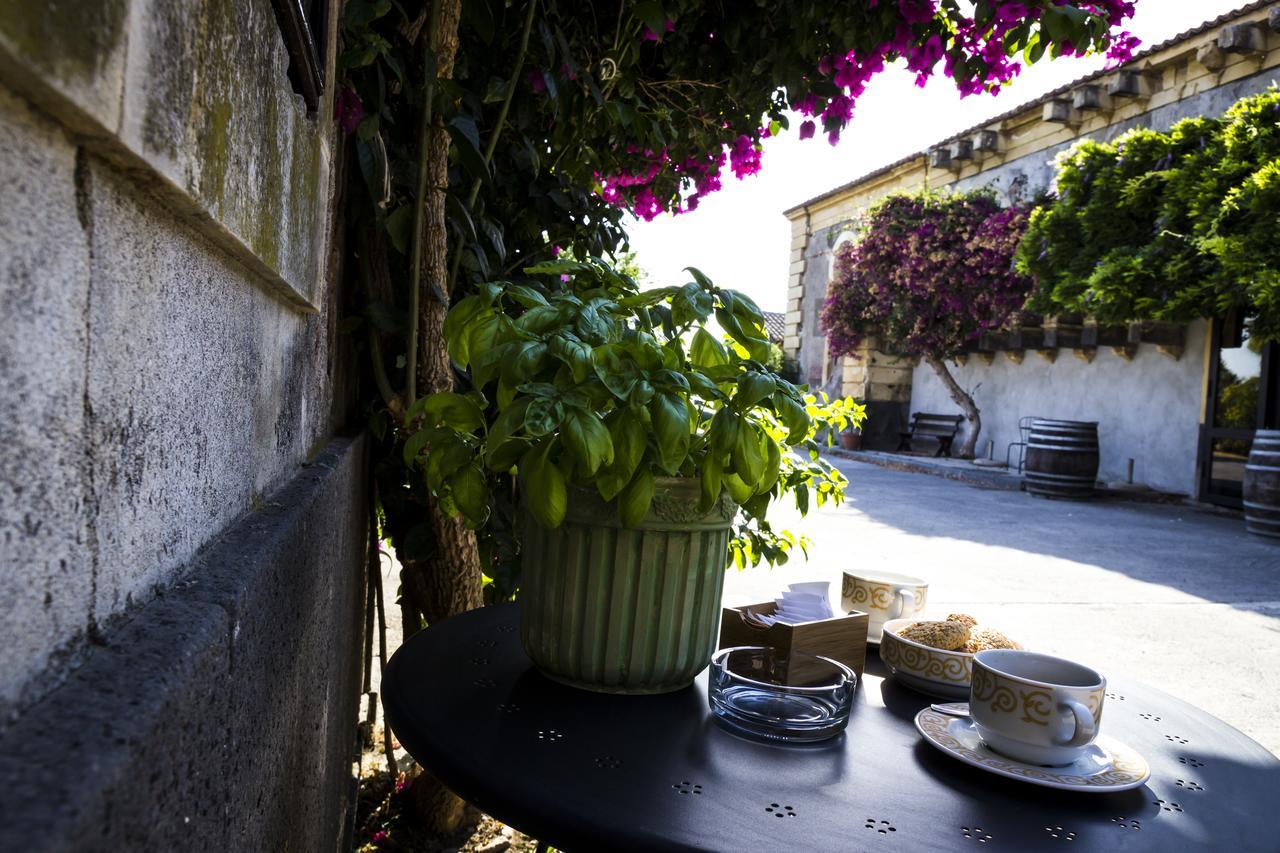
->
{"left": 914, "top": 706, "right": 1150, "bottom": 792}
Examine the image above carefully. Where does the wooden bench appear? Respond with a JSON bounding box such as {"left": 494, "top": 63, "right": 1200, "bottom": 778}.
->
{"left": 897, "top": 413, "right": 964, "bottom": 457}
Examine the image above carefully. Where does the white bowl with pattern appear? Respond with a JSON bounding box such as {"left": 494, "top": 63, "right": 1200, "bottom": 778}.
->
{"left": 878, "top": 618, "right": 976, "bottom": 699}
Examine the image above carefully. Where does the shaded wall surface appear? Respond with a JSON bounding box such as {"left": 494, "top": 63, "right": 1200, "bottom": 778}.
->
{"left": 0, "top": 0, "right": 365, "bottom": 849}
{"left": 912, "top": 322, "right": 1209, "bottom": 495}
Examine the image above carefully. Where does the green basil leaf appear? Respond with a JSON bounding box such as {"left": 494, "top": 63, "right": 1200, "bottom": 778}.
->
{"left": 524, "top": 398, "right": 561, "bottom": 437}
{"left": 760, "top": 439, "right": 782, "bottom": 494}
{"left": 723, "top": 470, "right": 754, "bottom": 505}
{"left": 690, "top": 328, "right": 729, "bottom": 368}
{"left": 618, "top": 467, "right": 654, "bottom": 527}
{"left": 650, "top": 392, "right": 691, "bottom": 475}
{"left": 628, "top": 379, "right": 655, "bottom": 406}
{"left": 773, "top": 392, "right": 809, "bottom": 444}
{"left": 501, "top": 341, "right": 548, "bottom": 388}
{"left": 417, "top": 392, "right": 485, "bottom": 432}
{"left": 700, "top": 451, "right": 723, "bottom": 512}
{"left": 709, "top": 408, "right": 740, "bottom": 457}
{"left": 515, "top": 304, "right": 565, "bottom": 335}
{"left": 731, "top": 421, "right": 765, "bottom": 485}
{"left": 486, "top": 438, "right": 529, "bottom": 472}
{"left": 602, "top": 410, "right": 647, "bottom": 493}
{"left": 443, "top": 296, "right": 488, "bottom": 366}
{"left": 686, "top": 371, "right": 724, "bottom": 400}
{"left": 426, "top": 440, "right": 473, "bottom": 489}
{"left": 520, "top": 438, "right": 566, "bottom": 528}
{"left": 505, "top": 284, "right": 549, "bottom": 307}
{"left": 402, "top": 428, "right": 432, "bottom": 467}
{"left": 591, "top": 343, "right": 639, "bottom": 400}
{"left": 562, "top": 408, "right": 615, "bottom": 476}
{"left": 735, "top": 372, "right": 776, "bottom": 408}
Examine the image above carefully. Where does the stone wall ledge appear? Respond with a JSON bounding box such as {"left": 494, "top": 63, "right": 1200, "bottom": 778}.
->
{"left": 0, "top": 434, "right": 367, "bottom": 852}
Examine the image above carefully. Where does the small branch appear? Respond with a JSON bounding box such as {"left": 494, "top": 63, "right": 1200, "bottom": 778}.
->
{"left": 447, "top": 0, "right": 539, "bottom": 292}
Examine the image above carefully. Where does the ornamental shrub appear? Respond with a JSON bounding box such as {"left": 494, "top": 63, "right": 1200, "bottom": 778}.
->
{"left": 820, "top": 189, "right": 1031, "bottom": 458}
{"left": 821, "top": 191, "right": 1033, "bottom": 360}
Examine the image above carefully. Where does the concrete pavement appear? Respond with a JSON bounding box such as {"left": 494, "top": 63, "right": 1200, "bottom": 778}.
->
{"left": 724, "top": 454, "right": 1280, "bottom": 755}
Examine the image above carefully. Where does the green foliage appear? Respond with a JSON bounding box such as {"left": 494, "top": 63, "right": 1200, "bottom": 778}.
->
{"left": 337, "top": 0, "right": 1129, "bottom": 596}
{"left": 407, "top": 259, "right": 864, "bottom": 567}
{"left": 1020, "top": 87, "right": 1280, "bottom": 339}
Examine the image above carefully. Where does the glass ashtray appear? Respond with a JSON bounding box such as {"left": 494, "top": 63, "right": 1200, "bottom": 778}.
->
{"left": 708, "top": 646, "right": 856, "bottom": 742}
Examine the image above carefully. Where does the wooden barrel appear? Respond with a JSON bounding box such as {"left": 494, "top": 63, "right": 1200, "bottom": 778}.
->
{"left": 1243, "top": 430, "right": 1280, "bottom": 539}
{"left": 1024, "top": 419, "right": 1100, "bottom": 500}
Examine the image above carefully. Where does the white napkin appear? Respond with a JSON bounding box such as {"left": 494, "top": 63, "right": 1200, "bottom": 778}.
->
{"left": 751, "top": 582, "right": 834, "bottom": 626}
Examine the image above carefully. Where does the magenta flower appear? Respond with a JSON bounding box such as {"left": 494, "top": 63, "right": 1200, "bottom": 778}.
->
{"left": 642, "top": 17, "right": 676, "bottom": 41}
{"left": 527, "top": 70, "right": 547, "bottom": 94}
{"left": 335, "top": 86, "right": 364, "bottom": 135}
{"left": 799, "top": 120, "right": 816, "bottom": 141}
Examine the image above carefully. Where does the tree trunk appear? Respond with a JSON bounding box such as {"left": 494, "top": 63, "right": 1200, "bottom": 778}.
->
{"left": 924, "top": 355, "right": 981, "bottom": 458}
{"left": 402, "top": 0, "right": 484, "bottom": 836}
{"left": 410, "top": 0, "right": 483, "bottom": 628}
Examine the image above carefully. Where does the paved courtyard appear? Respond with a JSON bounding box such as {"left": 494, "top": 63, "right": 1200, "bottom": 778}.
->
{"left": 724, "top": 455, "right": 1280, "bottom": 756}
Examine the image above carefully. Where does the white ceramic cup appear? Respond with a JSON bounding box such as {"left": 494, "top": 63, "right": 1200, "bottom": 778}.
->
{"left": 970, "top": 649, "right": 1107, "bottom": 767}
{"left": 840, "top": 571, "right": 928, "bottom": 641}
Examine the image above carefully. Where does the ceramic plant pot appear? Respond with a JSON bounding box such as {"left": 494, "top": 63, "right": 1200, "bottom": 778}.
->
{"left": 519, "top": 477, "right": 735, "bottom": 694}
{"left": 840, "top": 431, "right": 862, "bottom": 451}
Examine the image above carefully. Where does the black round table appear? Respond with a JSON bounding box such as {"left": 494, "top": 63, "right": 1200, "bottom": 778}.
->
{"left": 383, "top": 603, "right": 1280, "bottom": 852}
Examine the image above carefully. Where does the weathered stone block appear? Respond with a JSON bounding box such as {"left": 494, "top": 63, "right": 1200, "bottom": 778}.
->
{"left": 0, "top": 0, "right": 129, "bottom": 134}
{"left": 84, "top": 159, "right": 333, "bottom": 620}
{"left": 868, "top": 365, "right": 913, "bottom": 385}
{"left": 0, "top": 86, "right": 93, "bottom": 717}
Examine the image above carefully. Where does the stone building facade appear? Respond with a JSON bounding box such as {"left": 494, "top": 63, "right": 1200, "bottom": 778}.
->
{"left": 0, "top": 2, "right": 366, "bottom": 850}
{"left": 784, "top": 2, "right": 1280, "bottom": 499}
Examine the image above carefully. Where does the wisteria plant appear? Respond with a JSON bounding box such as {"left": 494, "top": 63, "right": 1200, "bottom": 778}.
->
{"left": 821, "top": 190, "right": 1033, "bottom": 457}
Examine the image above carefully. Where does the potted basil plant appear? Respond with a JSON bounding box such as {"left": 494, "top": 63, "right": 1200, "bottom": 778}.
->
{"left": 408, "top": 258, "right": 864, "bottom": 693}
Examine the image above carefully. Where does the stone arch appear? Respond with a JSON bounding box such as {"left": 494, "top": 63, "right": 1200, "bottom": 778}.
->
{"left": 828, "top": 229, "right": 858, "bottom": 282}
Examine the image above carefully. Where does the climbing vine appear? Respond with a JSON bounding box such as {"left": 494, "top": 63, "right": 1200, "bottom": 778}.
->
{"left": 1018, "top": 86, "right": 1280, "bottom": 340}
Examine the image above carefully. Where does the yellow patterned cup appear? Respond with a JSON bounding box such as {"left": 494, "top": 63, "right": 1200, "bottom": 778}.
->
{"left": 841, "top": 571, "right": 927, "bottom": 642}
{"left": 970, "top": 650, "right": 1106, "bottom": 767}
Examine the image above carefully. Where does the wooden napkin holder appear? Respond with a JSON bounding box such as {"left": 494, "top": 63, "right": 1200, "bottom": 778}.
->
{"left": 718, "top": 602, "right": 869, "bottom": 678}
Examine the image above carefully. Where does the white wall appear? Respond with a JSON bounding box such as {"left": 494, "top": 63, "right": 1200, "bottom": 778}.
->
{"left": 909, "top": 320, "right": 1208, "bottom": 495}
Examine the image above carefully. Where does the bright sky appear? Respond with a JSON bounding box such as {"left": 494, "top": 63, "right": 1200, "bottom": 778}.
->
{"left": 625, "top": 1, "right": 1251, "bottom": 311}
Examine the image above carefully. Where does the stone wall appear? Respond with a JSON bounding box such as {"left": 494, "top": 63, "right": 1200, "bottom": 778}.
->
{"left": 911, "top": 323, "right": 1210, "bottom": 495}
{"left": 0, "top": 0, "right": 365, "bottom": 848}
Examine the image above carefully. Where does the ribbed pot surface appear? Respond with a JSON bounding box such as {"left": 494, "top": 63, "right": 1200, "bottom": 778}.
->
{"left": 1244, "top": 430, "right": 1280, "bottom": 540}
{"left": 520, "top": 477, "right": 735, "bottom": 693}
{"left": 1024, "top": 418, "right": 1100, "bottom": 500}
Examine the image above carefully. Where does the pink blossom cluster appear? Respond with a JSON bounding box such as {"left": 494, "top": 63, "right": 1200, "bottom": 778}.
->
{"left": 596, "top": 1, "right": 1138, "bottom": 221}
{"left": 821, "top": 193, "right": 1034, "bottom": 359}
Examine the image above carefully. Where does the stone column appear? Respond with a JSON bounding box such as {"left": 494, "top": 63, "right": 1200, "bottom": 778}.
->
{"left": 783, "top": 212, "right": 809, "bottom": 373}
{"left": 839, "top": 337, "right": 914, "bottom": 450}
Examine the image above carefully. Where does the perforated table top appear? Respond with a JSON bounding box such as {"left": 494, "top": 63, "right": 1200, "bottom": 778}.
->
{"left": 383, "top": 603, "right": 1279, "bottom": 852}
